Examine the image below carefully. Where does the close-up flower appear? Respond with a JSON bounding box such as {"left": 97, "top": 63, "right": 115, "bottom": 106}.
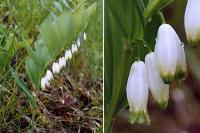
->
{"left": 155, "top": 24, "right": 178, "bottom": 84}
{"left": 45, "top": 70, "right": 54, "bottom": 81}
{"left": 184, "top": 0, "right": 200, "bottom": 48}
{"left": 52, "top": 62, "right": 61, "bottom": 74}
{"left": 145, "top": 52, "right": 169, "bottom": 108}
{"left": 58, "top": 57, "right": 66, "bottom": 69}
{"left": 126, "top": 61, "right": 150, "bottom": 124}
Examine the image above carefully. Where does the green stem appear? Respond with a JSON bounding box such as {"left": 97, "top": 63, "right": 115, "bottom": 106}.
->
{"left": 104, "top": 40, "right": 133, "bottom": 133}
{"left": 156, "top": 11, "right": 166, "bottom": 24}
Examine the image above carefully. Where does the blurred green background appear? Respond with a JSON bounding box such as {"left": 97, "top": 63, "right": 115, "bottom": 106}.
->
{"left": 112, "top": 0, "right": 200, "bottom": 133}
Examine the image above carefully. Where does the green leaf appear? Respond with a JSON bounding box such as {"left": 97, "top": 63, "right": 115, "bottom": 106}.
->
{"left": 26, "top": 3, "right": 97, "bottom": 89}
{"left": 11, "top": 67, "right": 36, "bottom": 108}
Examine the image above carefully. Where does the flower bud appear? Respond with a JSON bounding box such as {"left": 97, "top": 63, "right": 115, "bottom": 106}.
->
{"left": 45, "top": 70, "right": 54, "bottom": 81}
{"left": 41, "top": 77, "right": 50, "bottom": 90}
{"left": 65, "top": 50, "right": 69, "bottom": 60}
{"left": 145, "top": 52, "right": 169, "bottom": 108}
{"left": 52, "top": 62, "right": 60, "bottom": 74}
{"left": 74, "top": 44, "right": 78, "bottom": 52}
{"left": 71, "top": 44, "right": 76, "bottom": 54}
{"left": 84, "top": 32, "right": 87, "bottom": 40}
{"left": 77, "top": 38, "right": 81, "bottom": 47}
{"left": 59, "top": 57, "right": 66, "bottom": 69}
{"left": 184, "top": 0, "right": 200, "bottom": 48}
{"left": 174, "top": 36, "right": 187, "bottom": 81}
{"left": 41, "top": 77, "right": 46, "bottom": 90}
{"left": 155, "top": 24, "right": 178, "bottom": 84}
{"left": 68, "top": 50, "right": 72, "bottom": 59}
{"left": 126, "top": 61, "right": 150, "bottom": 124}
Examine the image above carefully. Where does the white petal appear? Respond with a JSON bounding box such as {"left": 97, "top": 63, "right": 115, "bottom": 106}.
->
{"left": 68, "top": 50, "right": 72, "bottom": 59}
{"left": 45, "top": 77, "right": 50, "bottom": 87}
{"left": 155, "top": 24, "right": 178, "bottom": 83}
{"left": 84, "top": 32, "right": 87, "bottom": 40}
{"left": 184, "top": 0, "right": 200, "bottom": 48}
{"left": 145, "top": 52, "right": 169, "bottom": 108}
{"left": 77, "top": 38, "right": 81, "bottom": 47}
{"left": 74, "top": 44, "right": 78, "bottom": 52}
{"left": 71, "top": 44, "right": 76, "bottom": 54}
{"left": 59, "top": 57, "right": 66, "bottom": 68}
{"left": 176, "top": 43, "right": 187, "bottom": 80}
{"left": 65, "top": 50, "right": 69, "bottom": 60}
{"left": 46, "top": 70, "right": 54, "bottom": 81}
{"left": 126, "top": 61, "right": 150, "bottom": 124}
{"left": 52, "top": 63, "right": 60, "bottom": 74}
{"left": 41, "top": 77, "right": 46, "bottom": 90}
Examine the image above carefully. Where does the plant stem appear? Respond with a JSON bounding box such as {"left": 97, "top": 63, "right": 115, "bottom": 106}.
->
{"left": 156, "top": 11, "right": 166, "bottom": 24}
{"left": 104, "top": 40, "right": 133, "bottom": 133}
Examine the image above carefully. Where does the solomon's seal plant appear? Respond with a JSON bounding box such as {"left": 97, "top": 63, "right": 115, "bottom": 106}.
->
{"left": 25, "top": 2, "right": 96, "bottom": 89}
{"left": 104, "top": 0, "right": 194, "bottom": 132}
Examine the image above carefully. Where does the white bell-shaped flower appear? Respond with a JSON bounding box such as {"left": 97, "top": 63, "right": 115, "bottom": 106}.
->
{"left": 41, "top": 77, "right": 46, "bottom": 90}
{"left": 184, "top": 0, "right": 200, "bottom": 48}
{"left": 41, "top": 77, "right": 50, "bottom": 90}
{"left": 145, "top": 52, "right": 169, "bottom": 108}
{"left": 52, "top": 62, "right": 60, "bottom": 74}
{"left": 64, "top": 50, "right": 72, "bottom": 60}
{"left": 68, "top": 50, "right": 72, "bottom": 59}
{"left": 74, "top": 44, "right": 78, "bottom": 52}
{"left": 155, "top": 24, "right": 178, "bottom": 84}
{"left": 84, "top": 32, "right": 87, "bottom": 40}
{"left": 71, "top": 44, "right": 76, "bottom": 54}
{"left": 174, "top": 34, "right": 187, "bottom": 81}
{"left": 59, "top": 57, "right": 66, "bottom": 69}
{"left": 126, "top": 61, "right": 150, "bottom": 124}
{"left": 77, "top": 38, "right": 81, "bottom": 47}
{"left": 65, "top": 50, "right": 69, "bottom": 60}
{"left": 45, "top": 70, "right": 54, "bottom": 81}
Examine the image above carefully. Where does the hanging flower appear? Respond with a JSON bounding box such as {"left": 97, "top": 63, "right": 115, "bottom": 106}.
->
{"left": 184, "top": 0, "right": 200, "bottom": 48}
{"left": 52, "top": 62, "right": 60, "bottom": 74}
{"left": 45, "top": 70, "right": 54, "bottom": 81}
{"left": 71, "top": 44, "right": 76, "bottom": 54}
{"left": 41, "top": 77, "right": 50, "bottom": 90}
{"left": 155, "top": 24, "right": 178, "bottom": 84}
{"left": 68, "top": 50, "right": 72, "bottom": 59}
{"left": 84, "top": 32, "right": 87, "bottom": 40}
{"left": 65, "top": 50, "right": 72, "bottom": 60}
{"left": 77, "top": 38, "right": 81, "bottom": 47}
{"left": 145, "top": 52, "right": 169, "bottom": 108}
{"left": 174, "top": 34, "right": 187, "bottom": 81}
{"left": 126, "top": 61, "right": 150, "bottom": 124}
{"left": 59, "top": 57, "right": 66, "bottom": 69}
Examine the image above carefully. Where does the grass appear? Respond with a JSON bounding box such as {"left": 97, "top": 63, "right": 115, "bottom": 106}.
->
{"left": 0, "top": 0, "right": 102, "bottom": 132}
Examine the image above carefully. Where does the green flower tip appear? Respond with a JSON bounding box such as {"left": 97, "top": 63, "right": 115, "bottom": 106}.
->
{"left": 175, "top": 68, "right": 187, "bottom": 81}
{"left": 129, "top": 110, "right": 150, "bottom": 124}
{"left": 161, "top": 74, "right": 174, "bottom": 84}
{"left": 188, "top": 39, "right": 200, "bottom": 49}
{"left": 156, "top": 100, "right": 168, "bottom": 109}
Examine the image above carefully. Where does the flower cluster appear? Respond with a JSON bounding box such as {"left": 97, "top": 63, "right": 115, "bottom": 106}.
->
{"left": 126, "top": 24, "right": 187, "bottom": 124}
{"left": 41, "top": 32, "right": 87, "bottom": 90}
